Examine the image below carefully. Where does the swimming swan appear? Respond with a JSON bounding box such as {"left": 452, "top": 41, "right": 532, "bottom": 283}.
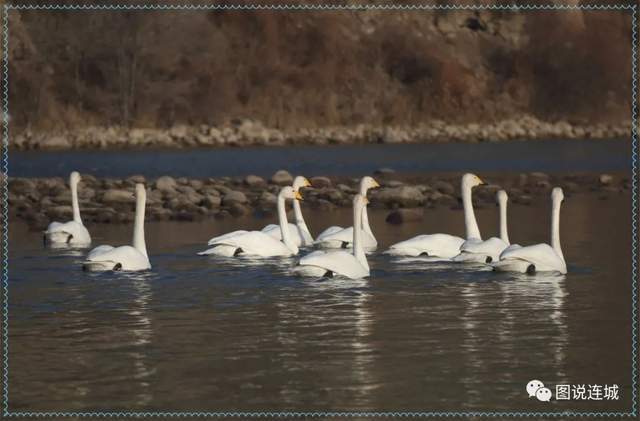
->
{"left": 384, "top": 173, "right": 485, "bottom": 259}
{"left": 294, "top": 194, "right": 370, "bottom": 279}
{"left": 314, "top": 176, "right": 379, "bottom": 250}
{"left": 452, "top": 189, "right": 513, "bottom": 264}
{"left": 82, "top": 183, "right": 150, "bottom": 271}
{"left": 492, "top": 187, "right": 567, "bottom": 274}
{"left": 261, "top": 176, "right": 314, "bottom": 246}
{"left": 199, "top": 186, "right": 302, "bottom": 257}
{"left": 44, "top": 171, "right": 91, "bottom": 246}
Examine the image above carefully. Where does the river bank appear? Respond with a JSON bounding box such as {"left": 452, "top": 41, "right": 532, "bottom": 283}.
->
{"left": 11, "top": 116, "right": 632, "bottom": 150}
{"left": 6, "top": 170, "right": 631, "bottom": 230}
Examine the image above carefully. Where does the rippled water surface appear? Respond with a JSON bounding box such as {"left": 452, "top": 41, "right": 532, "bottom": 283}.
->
{"left": 7, "top": 194, "right": 634, "bottom": 412}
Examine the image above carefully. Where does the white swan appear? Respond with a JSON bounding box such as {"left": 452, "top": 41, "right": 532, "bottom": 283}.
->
{"left": 82, "top": 183, "right": 151, "bottom": 271}
{"left": 261, "top": 176, "right": 314, "bottom": 246}
{"left": 492, "top": 187, "right": 567, "bottom": 274}
{"left": 294, "top": 194, "right": 369, "bottom": 279}
{"left": 199, "top": 186, "right": 302, "bottom": 257}
{"left": 44, "top": 171, "right": 91, "bottom": 246}
{"left": 384, "top": 173, "right": 485, "bottom": 259}
{"left": 452, "top": 189, "right": 513, "bottom": 264}
{"left": 314, "top": 176, "right": 379, "bottom": 250}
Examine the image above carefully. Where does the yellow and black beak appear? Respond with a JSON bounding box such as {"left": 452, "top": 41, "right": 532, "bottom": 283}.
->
{"left": 304, "top": 178, "right": 312, "bottom": 187}
{"left": 372, "top": 179, "right": 380, "bottom": 188}
{"left": 295, "top": 191, "right": 303, "bottom": 201}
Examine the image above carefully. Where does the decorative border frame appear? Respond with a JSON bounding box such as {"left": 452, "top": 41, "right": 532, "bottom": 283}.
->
{"left": 1, "top": 2, "right": 637, "bottom": 418}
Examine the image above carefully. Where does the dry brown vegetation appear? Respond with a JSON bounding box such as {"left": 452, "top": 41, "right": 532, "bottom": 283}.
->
{"left": 5, "top": 1, "right": 635, "bottom": 133}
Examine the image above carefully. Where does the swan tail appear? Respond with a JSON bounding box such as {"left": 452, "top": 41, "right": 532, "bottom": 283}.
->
{"left": 314, "top": 239, "right": 345, "bottom": 249}
{"left": 491, "top": 259, "right": 532, "bottom": 273}
{"left": 82, "top": 260, "right": 120, "bottom": 272}
{"left": 292, "top": 264, "right": 334, "bottom": 278}
{"left": 452, "top": 252, "right": 492, "bottom": 263}
{"left": 198, "top": 244, "right": 238, "bottom": 257}
{"left": 45, "top": 231, "right": 73, "bottom": 244}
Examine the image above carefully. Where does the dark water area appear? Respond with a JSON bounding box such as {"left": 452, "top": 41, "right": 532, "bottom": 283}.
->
{"left": 9, "top": 139, "right": 631, "bottom": 178}
{"left": 7, "top": 194, "right": 634, "bottom": 413}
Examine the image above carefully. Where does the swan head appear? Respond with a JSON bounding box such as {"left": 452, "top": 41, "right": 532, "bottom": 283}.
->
{"left": 280, "top": 185, "right": 302, "bottom": 201}
{"left": 70, "top": 171, "right": 81, "bottom": 185}
{"left": 360, "top": 176, "right": 380, "bottom": 195}
{"left": 551, "top": 187, "right": 564, "bottom": 202}
{"left": 135, "top": 183, "right": 147, "bottom": 201}
{"left": 496, "top": 190, "right": 508, "bottom": 204}
{"left": 462, "top": 173, "right": 486, "bottom": 190}
{"left": 292, "top": 176, "right": 312, "bottom": 191}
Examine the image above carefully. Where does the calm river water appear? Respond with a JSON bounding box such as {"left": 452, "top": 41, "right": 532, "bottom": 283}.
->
{"left": 7, "top": 194, "right": 633, "bottom": 413}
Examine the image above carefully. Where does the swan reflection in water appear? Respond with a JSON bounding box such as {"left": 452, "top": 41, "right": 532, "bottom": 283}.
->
{"left": 459, "top": 271, "right": 567, "bottom": 406}
{"left": 273, "top": 272, "right": 377, "bottom": 409}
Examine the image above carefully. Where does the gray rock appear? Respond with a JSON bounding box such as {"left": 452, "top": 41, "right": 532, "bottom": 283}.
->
{"left": 374, "top": 167, "right": 395, "bottom": 176}
{"left": 259, "top": 191, "right": 277, "bottom": 206}
{"left": 244, "top": 175, "right": 267, "bottom": 187}
{"left": 41, "top": 136, "right": 71, "bottom": 149}
{"left": 386, "top": 208, "right": 423, "bottom": 225}
{"left": 47, "top": 205, "right": 73, "bottom": 220}
{"left": 384, "top": 180, "right": 404, "bottom": 188}
{"left": 375, "top": 186, "right": 425, "bottom": 208}
{"left": 155, "top": 176, "right": 177, "bottom": 192}
{"left": 189, "top": 179, "right": 204, "bottom": 190}
{"left": 529, "top": 172, "right": 550, "bottom": 184}
{"left": 128, "top": 175, "right": 146, "bottom": 184}
{"left": 271, "top": 170, "right": 293, "bottom": 186}
{"left": 310, "top": 176, "right": 332, "bottom": 188}
{"left": 228, "top": 202, "right": 250, "bottom": 217}
{"left": 433, "top": 180, "right": 455, "bottom": 195}
{"left": 102, "top": 189, "right": 135, "bottom": 204}
{"left": 222, "top": 190, "right": 248, "bottom": 206}
{"left": 202, "top": 195, "right": 222, "bottom": 209}
{"left": 599, "top": 174, "right": 614, "bottom": 185}
{"left": 9, "top": 178, "right": 36, "bottom": 193}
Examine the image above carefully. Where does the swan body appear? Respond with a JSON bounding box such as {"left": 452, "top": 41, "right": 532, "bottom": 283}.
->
{"left": 295, "top": 194, "right": 370, "bottom": 279}
{"left": 385, "top": 173, "right": 485, "bottom": 258}
{"left": 384, "top": 234, "right": 464, "bottom": 258}
{"left": 452, "top": 190, "right": 512, "bottom": 264}
{"left": 44, "top": 171, "right": 91, "bottom": 246}
{"left": 492, "top": 188, "right": 567, "bottom": 274}
{"left": 83, "top": 184, "right": 150, "bottom": 271}
{"left": 314, "top": 176, "right": 379, "bottom": 249}
{"left": 199, "top": 186, "right": 302, "bottom": 257}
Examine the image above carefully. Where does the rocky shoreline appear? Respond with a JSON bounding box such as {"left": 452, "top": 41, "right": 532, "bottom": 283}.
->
{"left": 12, "top": 116, "right": 632, "bottom": 150}
{"left": 6, "top": 170, "right": 631, "bottom": 230}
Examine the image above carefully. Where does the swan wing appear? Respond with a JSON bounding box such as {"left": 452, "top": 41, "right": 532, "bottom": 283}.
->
{"left": 45, "top": 221, "right": 91, "bottom": 244}
{"left": 298, "top": 250, "right": 369, "bottom": 279}
{"left": 214, "top": 231, "right": 295, "bottom": 257}
{"left": 499, "top": 243, "right": 566, "bottom": 273}
{"left": 460, "top": 237, "right": 509, "bottom": 256}
{"left": 315, "top": 226, "right": 376, "bottom": 247}
{"left": 84, "top": 245, "right": 150, "bottom": 271}
{"left": 207, "top": 230, "right": 249, "bottom": 245}
{"left": 315, "top": 226, "right": 344, "bottom": 241}
{"left": 386, "top": 234, "right": 464, "bottom": 258}
{"left": 261, "top": 223, "right": 303, "bottom": 247}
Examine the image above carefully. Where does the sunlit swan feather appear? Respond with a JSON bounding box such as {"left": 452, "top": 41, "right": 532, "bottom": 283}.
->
{"left": 492, "top": 187, "right": 567, "bottom": 274}
{"left": 384, "top": 173, "right": 485, "bottom": 259}
{"left": 314, "top": 176, "right": 379, "bottom": 250}
{"left": 44, "top": 171, "right": 91, "bottom": 246}
{"left": 199, "top": 186, "right": 302, "bottom": 257}
{"left": 294, "top": 194, "right": 369, "bottom": 279}
{"left": 82, "top": 184, "right": 150, "bottom": 271}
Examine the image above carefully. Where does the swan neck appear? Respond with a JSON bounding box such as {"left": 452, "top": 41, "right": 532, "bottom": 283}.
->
{"left": 551, "top": 196, "right": 564, "bottom": 262}
{"left": 133, "top": 191, "right": 147, "bottom": 257}
{"left": 292, "top": 199, "right": 311, "bottom": 240}
{"left": 278, "top": 194, "right": 297, "bottom": 253}
{"left": 462, "top": 182, "right": 481, "bottom": 240}
{"left": 499, "top": 199, "right": 509, "bottom": 244}
{"left": 361, "top": 204, "right": 373, "bottom": 235}
{"left": 70, "top": 178, "right": 82, "bottom": 224}
{"left": 352, "top": 201, "right": 367, "bottom": 268}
